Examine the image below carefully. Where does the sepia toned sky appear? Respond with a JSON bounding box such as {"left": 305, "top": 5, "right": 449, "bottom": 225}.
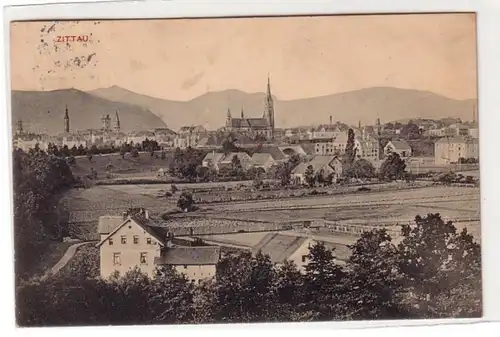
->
{"left": 10, "top": 13, "right": 477, "bottom": 101}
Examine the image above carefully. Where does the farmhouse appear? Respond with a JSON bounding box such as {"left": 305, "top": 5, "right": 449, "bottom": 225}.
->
{"left": 252, "top": 234, "right": 347, "bottom": 271}
{"left": 217, "top": 152, "right": 253, "bottom": 171}
{"left": 251, "top": 153, "right": 276, "bottom": 172}
{"left": 291, "top": 155, "right": 342, "bottom": 185}
{"left": 384, "top": 140, "right": 412, "bottom": 159}
{"left": 96, "top": 210, "right": 221, "bottom": 282}
{"left": 202, "top": 152, "right": 225, "bottom": 172}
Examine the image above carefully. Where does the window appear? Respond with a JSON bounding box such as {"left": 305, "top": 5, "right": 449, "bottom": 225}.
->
{"left": 301, "top": 255, "right": 307, "bottom": 263}
{"left": 133, "top": 235, "right": 139, "bottom": 244}
{"left": 109, "top": 238, "right": 113, "bottom": 246}
{"left": 184, "top": 265, "right": 188, "bottom": 269}
{"left": 113, "top": 253, "right": 121, "bottom": 265}
{"left": 121, "top": 235, "right": 127, "bottom": 244}
{"left": 146, "top": 238, "right": 152, "bottom": 245}
{"left": 140, "top": 252, "right": 147, "bottom": 265}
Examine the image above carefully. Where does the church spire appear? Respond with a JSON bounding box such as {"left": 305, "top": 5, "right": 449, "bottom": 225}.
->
{"left": 241, "top": 107, "right": 244, "bottom": 118}
{"left": 114, "top": 110, "right": 121, "bottom": 132}
{"left": 64, "top": 104, "right": 70, "bottom": 133}
{"left": 264, "top": 74, "right": 275, "bottom": 139}
{"left": 227, "top": 107, "right": 232, "bottom": 119}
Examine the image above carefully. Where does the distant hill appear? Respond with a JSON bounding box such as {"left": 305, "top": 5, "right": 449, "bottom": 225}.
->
{"left": 90, "top": 86, "right": 476, "bottom": 131}
{"left": 11, "top": 88, "right": 167, "bottom": 135}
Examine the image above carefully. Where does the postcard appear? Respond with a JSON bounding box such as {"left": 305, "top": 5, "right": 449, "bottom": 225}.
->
{"left": 9, "top": 13, "right": 480, "bottom": 326}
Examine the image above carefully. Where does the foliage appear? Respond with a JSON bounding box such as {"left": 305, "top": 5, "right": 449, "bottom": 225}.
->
{"left": 177, "top": 191, "right": 195, "bottom": 212}
{"left": 400, "top": 122, "right": 422, "bottom": 140}
{"left": 342, "top": 129, "right": 357, "bottom": 178}
{"left": 15, "top": 212, "right": 481, "bottom": 325}
{"left": 379, "top": 152, "right": 407, "bottom": 181}
{"left": 349, "top": 159, "right": 376, "bottom": 179}
{"left": 304, "top": 165, "right": 316, "bottom": 187}
{"left": 12, "top": 148, "right": 74, "bottom": 280}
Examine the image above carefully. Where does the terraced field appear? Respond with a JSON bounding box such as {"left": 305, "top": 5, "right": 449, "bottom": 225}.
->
{"left": 64, "top": 183, "right": 480, "bottom": 240}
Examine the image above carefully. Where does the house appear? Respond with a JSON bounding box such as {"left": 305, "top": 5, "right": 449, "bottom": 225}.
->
{"left": 217, "top": 152, "right": 253, "bottom": 171}
{"left": 252, "top": 234, "right": 347, "bottom": 271}
{"left": 202, "top": 152, "right": 225, "bottom": 172}
{"left": 254, "top": 145, "right": 287, "bottom": 162}
{"left": 251, "top": 153, "right": 276, "bottom": 172}
{"left": 127, "top": 131, "right": 156, "bottom": 145}
{"left": 174, "top": 125, "right": 208, "bottom": 149}
{"left": 384, "top": 140, "right": 412, "bottom": 159}
{"left": 154, "top": 246, "right": 220, "bottom": 283}
{"left": 313, "top": 130, "right": 379, "bottom": 162}
{"left": 434, "top": 136, "right": 479, "bottom": 165}
{"left": 278, "top": 144, "right": 307, "bottom": 158}
{"left": 96, "top": 210, "right": 220, "bottom": 282}
{"left": 291, "top": 155, "right": 343, "bottom": 185}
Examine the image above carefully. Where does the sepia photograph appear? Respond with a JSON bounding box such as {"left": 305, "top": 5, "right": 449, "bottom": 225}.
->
{"left": 9, "top": 13, "right": 481, "bottom": 326}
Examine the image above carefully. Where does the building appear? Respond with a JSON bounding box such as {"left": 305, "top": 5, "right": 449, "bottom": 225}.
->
{"left": 384, "top": 140, "right": 412, "bottom": 159}
{"left": 252, "top": 234, "right": 347, "bottom": 271}
{"left": 224, "top": 76, "right": 275, "bottom": 139}
{"left": 217, "top": 152, "right": 253, "bottom": 171}
{"left": 251, "top": 153, "right": 276, "bottom": 172}
{"left": 313, "top": 130, "right": 379, "bottom": 162}
{"left": 291, "top": 155, "right": 343, "bottom": 185}
{"left": 174, "top": 125, "right": 208, "bottom": 149}
{"left": 434, "top": 136, "right": 479, "bottom": 165}
{"left": 127, "top": 130, "right": 156, "bottom": 145}
{"left": 96, "top": 210, "right": 220, "bottom": 282}
{"left": 253, "top": 145, "right": 287, "bottom": 162}
{"left": 202, "top": 152, "right": 225, "bottom": 172}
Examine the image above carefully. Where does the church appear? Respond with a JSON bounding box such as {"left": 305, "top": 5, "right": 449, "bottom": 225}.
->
{"left": 224, "top": 76, "right": 276, "bottom": 140}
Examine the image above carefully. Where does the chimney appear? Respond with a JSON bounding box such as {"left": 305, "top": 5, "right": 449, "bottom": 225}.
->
{"left": 122, "top": 211, "right": 128, "bottom": 221}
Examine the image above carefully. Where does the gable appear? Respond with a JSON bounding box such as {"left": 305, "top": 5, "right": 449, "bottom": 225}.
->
{"left": 96, "top": 217, "right": 164, "bottom": 248}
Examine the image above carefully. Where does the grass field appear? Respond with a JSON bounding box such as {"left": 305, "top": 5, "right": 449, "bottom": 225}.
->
{"left": 64, "top": 181, "right": 480, "bottom": 242}
{"left": 71, "top": 152, "right": 172, "bottom": 179}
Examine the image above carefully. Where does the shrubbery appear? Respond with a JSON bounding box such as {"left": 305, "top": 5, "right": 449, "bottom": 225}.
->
{"left": 16, "top": 214, "right": 481, "bottom": 326}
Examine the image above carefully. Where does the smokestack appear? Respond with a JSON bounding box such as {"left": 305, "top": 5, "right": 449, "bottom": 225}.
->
{"left": 329, "top": 116, "right": 332, "bottom": 125}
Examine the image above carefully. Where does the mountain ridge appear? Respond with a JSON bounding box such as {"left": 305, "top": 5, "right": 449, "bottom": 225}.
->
{"left": 11, "top": 88, "right": 167, "bottom": 135}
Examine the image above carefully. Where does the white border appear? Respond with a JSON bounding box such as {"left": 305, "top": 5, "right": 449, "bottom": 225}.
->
{"left": 1, "top": 0, "right": 500, "bottom": 336}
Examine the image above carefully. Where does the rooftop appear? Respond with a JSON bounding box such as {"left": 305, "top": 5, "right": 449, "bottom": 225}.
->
{"left": 154, "top": 246, "right": 221, "bottom": 265}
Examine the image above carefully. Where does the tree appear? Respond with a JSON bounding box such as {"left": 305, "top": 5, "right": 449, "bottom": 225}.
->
{"left": 379, "top": 152, "right": 406, "bottom": 181}
{"left": 177, "top": 191, "right": 195, "bottom": 212}
{"left": 303, "top": 242, "right": 346, "bottom": 320}
{"left": 401, "top": 122, "right": 421, "bottom": 140}
{"left": 397, "top": 214, "right": 481, "bottom": 318}
{"left": 342, "top": 128, "right": 357, "bottom": 178}
{"left": 345, "top": 229, "right": 403, "bottom": 319}
{"left": 253, "top": 169, "right": 264, "bottom": 189}
{"left": 304, "top": 165, "right": 316, "bottom": 187}
{"left": 351, "top": 159, "right": 376, "bottom": 179}
{"left": 119, "top": 144, "right": 127, "bottom": 159}
{"left": 130, "top": 148, "right": 139, "bottom": 158}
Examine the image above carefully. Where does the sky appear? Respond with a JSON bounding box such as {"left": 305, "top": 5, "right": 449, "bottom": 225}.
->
{"left": 10, "top": 13, "right": 477, "bottom": 101}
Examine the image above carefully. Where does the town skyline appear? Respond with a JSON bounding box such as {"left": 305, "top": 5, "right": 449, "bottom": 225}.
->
{"left": 10, "top": 14, "right": 477, "bottom": 101}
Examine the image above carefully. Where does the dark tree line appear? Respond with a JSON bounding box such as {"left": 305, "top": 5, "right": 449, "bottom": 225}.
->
{"left": 45, "top": 138, "right": 161, "bottom": 159}
{"left": 13, "top": 148, "right": 75, "bottom": 281}
{"left": 16, "top": 213, "right": 481, "bottom": 326}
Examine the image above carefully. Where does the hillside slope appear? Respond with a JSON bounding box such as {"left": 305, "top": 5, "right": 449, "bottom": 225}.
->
{"left": 90, "top": 86, "right": 476, "bottom": 130}
{"left": 11, "top": 88, "right": 167, "bottom": 135}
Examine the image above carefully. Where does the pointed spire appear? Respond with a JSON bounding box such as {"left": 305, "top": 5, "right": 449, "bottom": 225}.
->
{"left": 241, "top": 107, "right": 244, "bottom": 118}
{"left": 64, "top": 104, "right": 70, "bottom": 133}
{"left": 227, "top": 108, "right": 231, "bottom": 119}
{"left": 358, "top": 120, "right": 361, "bottom": 129}
{"left": 114, "top": 110, "right": 121, "bottom": 132}
{"left": 267, "top": 73, "right": 271, "bottom": 94}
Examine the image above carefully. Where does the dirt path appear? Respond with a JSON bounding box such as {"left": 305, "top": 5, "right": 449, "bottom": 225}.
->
{"left": 42, "top": 241, "right": 94, "bottom": 280}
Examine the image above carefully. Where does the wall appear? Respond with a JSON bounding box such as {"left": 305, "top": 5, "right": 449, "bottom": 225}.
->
{"left": 100, "top": 219, "right": 162, "bottom": 279}
{"left": 173, "top": 264, "right": 216, "bottom": 283}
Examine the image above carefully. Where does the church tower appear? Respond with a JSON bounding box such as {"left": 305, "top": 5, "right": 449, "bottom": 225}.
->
{"left": 226, "top": 108, "right": 232, "bottom": 127}
{"left": 264, "top": 74, "right": 275, "bottom": 139}
{"left": 114, "top": 110, "right": 121, "bottom": 132}
{"left": 64, "top": 105, "right": 70, "bottom": 133}
{"left": 376, "top": 118, "right": 381, "bottom": 136}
